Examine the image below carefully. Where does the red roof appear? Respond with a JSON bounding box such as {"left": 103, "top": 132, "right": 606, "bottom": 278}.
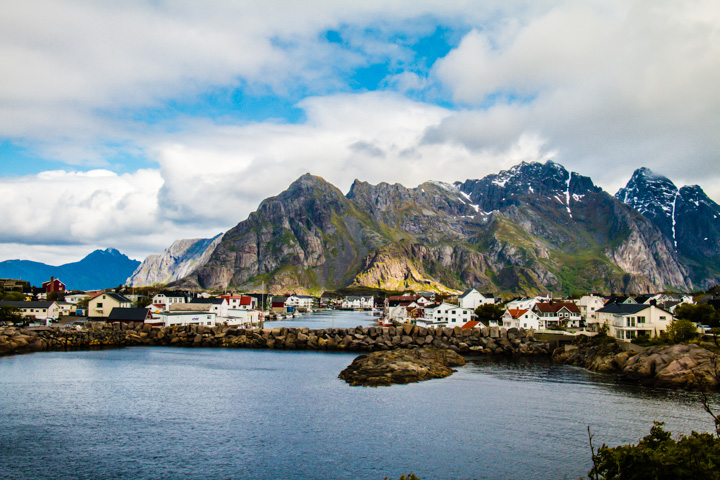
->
{"left": 222, "top": 295, "right": 253, "bottom": 305}
{"left": 534, "top": 302, "right": 580, "bottom": 314}
{"left": 506, "top": 308, "right": 529, "bottom": 319}
{"left": 461, "top": 320, "right": 481, "bottom": 329}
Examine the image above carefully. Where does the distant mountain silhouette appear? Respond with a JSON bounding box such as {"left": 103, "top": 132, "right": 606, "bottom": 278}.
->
{"left": 0, "top": 248, "right": 140, "bottom": 291}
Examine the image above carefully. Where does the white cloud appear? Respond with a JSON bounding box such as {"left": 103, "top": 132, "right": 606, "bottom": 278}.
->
{"left": 432, "top": 0, "right": 720, "bottom": 195}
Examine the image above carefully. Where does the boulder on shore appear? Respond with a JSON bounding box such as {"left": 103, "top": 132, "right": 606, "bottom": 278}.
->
{"left": 339, "top": 347, "right": 466, "bottom": 387}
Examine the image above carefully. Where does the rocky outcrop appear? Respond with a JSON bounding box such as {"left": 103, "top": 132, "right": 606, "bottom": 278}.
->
{"left": 338, "top": 348, "right": 466, "bottom": 386}
{"left": 553, "top": 335, "right": 719, "bottom": 391}
{"left": 0, "top": 323, "right": 550, "bottom": 357}
{"left": 127, "top": 234, "right": 222, "bottom": 286}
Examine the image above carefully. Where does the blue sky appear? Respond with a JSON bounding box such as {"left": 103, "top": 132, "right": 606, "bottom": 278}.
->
{"left": 0, "top": 0, "right": 719, "bottom": 265}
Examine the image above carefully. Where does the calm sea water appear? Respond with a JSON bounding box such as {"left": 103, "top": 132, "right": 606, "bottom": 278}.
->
{"left": 1, "top": 312, "right": 717, "bottom": 480}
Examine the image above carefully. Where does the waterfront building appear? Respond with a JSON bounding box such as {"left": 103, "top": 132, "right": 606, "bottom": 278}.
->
{"left": 87, "top": 292, "right": 132, "bottom": 318}
{"left": 0, "top": 300, "right": 60, "bottom": 321}
{"left": 501, "top": 308, "right": 541, "bottom": 330}
{"left": 596, "top": 304, "right": 673, "bottom": 340}
{"left": 158, "top": 303, "right": 217, "bottom": 327}
{"left": 341, "top": 296, "right": 374, "bottom": 310}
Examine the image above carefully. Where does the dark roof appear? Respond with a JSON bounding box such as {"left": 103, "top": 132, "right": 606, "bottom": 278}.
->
{"left": 597, "top": 304, "right": 668, "bottom": 315}
{"left": 107, "top": 308, "right": 150, "bottom": 322}
{"left": 0, "top": 300, "right": 55, "bottom": 309}
{"left": 459, "top": 288, "right": 475, "bottom": 298}
{"left": 271, "top": 296, "right": 288, "bottom": 303}
{"left": 190, "top": 298, "right": 224, "bottom": 305}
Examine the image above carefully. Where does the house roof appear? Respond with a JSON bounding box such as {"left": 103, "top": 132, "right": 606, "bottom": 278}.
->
{"left": 0, "top": 300, "right": 55, "bottom": 309}
{"left": 534, "top": 302, "right": 580, "bottom": 314}
{"left": 462, "top": 320, "right": 481, "bottom": 329}
{"left": 107, "top": 307, "right": 150, "bottom": 322}
{"left": 459, "top": 288, "right": 477, "bottom": 298}
{"left": 169, "top": 303, "right": 213, "bottom": 312}
{"left": 506, "top": 308, "right": 529, "bottom": 319}
{"left": 190, "top": 298, "right": 224, "bottom": 305}
{"left": 596, "top": 304, "right": 665, "bottom": 315}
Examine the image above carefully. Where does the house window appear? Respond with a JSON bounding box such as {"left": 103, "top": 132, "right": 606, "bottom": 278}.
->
{"left": 637, "top": 316, "right": 645, "bottom": 324}
{"left": 627, "top": 317, "right": 636, "bottom": 327}
{"left": 97, "top": 303, "right": 103, "bottom": 308}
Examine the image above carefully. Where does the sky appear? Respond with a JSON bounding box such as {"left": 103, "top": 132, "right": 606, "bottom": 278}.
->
{"left": 1, "top": 0, "right": 719, "bottom": 265}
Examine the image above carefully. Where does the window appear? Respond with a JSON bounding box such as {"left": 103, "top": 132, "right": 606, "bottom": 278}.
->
{"left": 637, "top": 316, "right": 645, "bottom": 324}
{"left": 627, "top": 317, "right": 636, "bottom": 327}
{"left": 97, "top": 303, "right": 103, "bottom": 308}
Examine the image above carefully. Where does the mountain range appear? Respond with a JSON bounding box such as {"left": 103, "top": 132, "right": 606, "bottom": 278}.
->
{"left": 0, "top": 248, "right": 140, "bottom": 291}
{"left": 129, "top": 161, "right": 718, "bottom": 295}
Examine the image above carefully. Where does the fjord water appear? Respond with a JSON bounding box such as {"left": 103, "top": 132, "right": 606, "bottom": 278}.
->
{"left": 1, "top": 313, "right": 716, "bottom": 480}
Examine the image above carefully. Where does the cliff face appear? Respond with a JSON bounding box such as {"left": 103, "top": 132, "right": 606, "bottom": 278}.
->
{"left": 127, "top": 235, "right": 222, "bottom": 286}
{"left": 616, "top": 168, "right": 720, "bottom": 288}
{"left": 167, "top": 162, "right": 707, "bottom": 294}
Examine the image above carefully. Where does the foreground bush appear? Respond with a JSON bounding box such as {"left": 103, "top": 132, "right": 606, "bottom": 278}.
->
{"left": 589, "top": 422, "right": 720, "bottom": 480}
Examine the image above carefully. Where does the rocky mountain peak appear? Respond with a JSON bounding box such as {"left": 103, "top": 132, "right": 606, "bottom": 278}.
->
{"left": 616, "top": 168, "right": 720, "bottom": 288}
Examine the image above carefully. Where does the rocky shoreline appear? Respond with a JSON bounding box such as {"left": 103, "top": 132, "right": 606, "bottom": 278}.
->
{"left": 0, "top": 322, "right": 550, "bottom": 357}
{"left": 552, "top": 335, "right": 719, "bottom": 391}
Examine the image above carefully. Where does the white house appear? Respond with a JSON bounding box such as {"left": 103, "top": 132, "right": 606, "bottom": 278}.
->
{"left": 225, "top": 309, "right": 260, "bottom": 327}
{"left": 532, "top": 302, "right": 583, "bottom": 329}
{"left": 64, "top": 293, "right": 90, "bottom": 305}
{"left": 0, "top": 301, "right": 60, "bottom": 321}
{"left": 220, "top": 295, "right": 257, "bottom": 310}
{"left": 420, "top": 302, "right": 474, "bottom": 328}
{"left": 341, "top": 296, "right": 374, "bottom": 310}
{"left": 285, "top": 295, "right": 316, "bottom": 311}
{"left": 596, "top": 304, "right": 674, "bottom": 340}
{"left": 576, "top": 295, "right": 607, "bottom": 325}
{"left": 458, "top": 289, "right": 496, "bottom": 310}
{"left": 152, "top": 294, "right": 187, "bottom": 311}
{"left": 501, "top": 308, "right": 541, "bottom": 330}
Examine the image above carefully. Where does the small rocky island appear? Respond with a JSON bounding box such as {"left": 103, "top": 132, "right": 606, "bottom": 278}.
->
{"left": 339, "top": 347, "right": 467, "bottom": 386}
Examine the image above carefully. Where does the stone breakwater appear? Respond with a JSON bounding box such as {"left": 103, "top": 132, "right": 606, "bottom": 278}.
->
{"left": 0, "top": 323, "right": 550, "bottom": 358}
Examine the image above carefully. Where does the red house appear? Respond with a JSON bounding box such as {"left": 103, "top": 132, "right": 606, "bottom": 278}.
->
{"left": 42, "top": 277, "right": 66, "bottom": 294}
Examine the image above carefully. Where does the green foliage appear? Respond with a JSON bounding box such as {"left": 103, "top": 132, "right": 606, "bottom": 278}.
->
{"left": 0, "top": 292, "right": 26, "bottom": 301}
{"left": 664, "top": 318, "right": 698, "bottom": 343}
{"left": 134, "top": 296, "right": 152, "bottom": 308}
{"left": 589, "top": 422, "right": 720, "bottom": 480}
{"left": 384, "top": 475, "right": 420, "bottom": 480}
{"left": 0, "top": 305, "right": 23, "bottom": 324}
{"left": 474, "top": 303, "right": 505, "bottom": 322}
{"left": 676, "top": 303, "right": 720, "bottom": 328}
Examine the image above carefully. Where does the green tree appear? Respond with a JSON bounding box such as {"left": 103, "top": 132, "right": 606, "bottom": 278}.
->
{"left": 474, "top": 303, "right": 505, "bottom": 323}
{"left": 0, "top": 292, "right": 26, "bottom": 301}
{"left": 589, "top": 422, "right": 720, "bottom": 480}
{"left": 0, "top": 305, "right": 23, "bottom": 324}
{"left": 134, "top": 296, "right": 152, "bottom": 308}
{"left": 665, "top": 318, "right": 698, "bottom": 343}
{"left": 675, "top": 303, "right": 720, "bottom": 328}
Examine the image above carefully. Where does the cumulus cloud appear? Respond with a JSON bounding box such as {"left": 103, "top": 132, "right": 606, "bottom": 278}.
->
{"left": 432, "top": 0, "right": 720, "bottom": 192}
{"left": 1, "top": 0, "right": 719, "bottom": 265}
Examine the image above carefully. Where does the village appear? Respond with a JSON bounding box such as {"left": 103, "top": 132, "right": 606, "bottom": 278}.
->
{"left": 1, "top": 275, "right": 717, "bottom": 343}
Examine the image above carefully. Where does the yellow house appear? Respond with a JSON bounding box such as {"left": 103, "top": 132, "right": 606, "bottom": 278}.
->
{"left": 87, "top": 292, "right": 132, "bottom": 318}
